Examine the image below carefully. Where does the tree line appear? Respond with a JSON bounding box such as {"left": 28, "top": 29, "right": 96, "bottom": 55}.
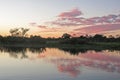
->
{"left": 59, "top": 33, "right": 120, "bottom": 44}
{"left": 0, "top": 28, "right": 46, "bottom": 45}
{"left": 0, "top": 28, "right": 120, "bottom": 45}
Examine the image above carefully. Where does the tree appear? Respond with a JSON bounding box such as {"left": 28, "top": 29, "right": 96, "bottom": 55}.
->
{"left": 9, "top": 28, "right": 19, "bottom": 36}
{"left": 93, "top": 34, "right": 106, "bottom": 42}
{"left": 21, "top": 28, "right": 29, "bottom": 37}
{"left": 9, "top": 28, "right": 29, "bottom": 37}
{"left": 94, "top": 34, "right": 104, "bottom": 38}
{"left": 62, "top": 33, "right": 71, "bottom": 39}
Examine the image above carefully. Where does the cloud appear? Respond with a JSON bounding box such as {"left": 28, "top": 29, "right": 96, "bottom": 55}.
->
{"left": 50, "top": 8, "right": 120, "bottom": 27}
{"left": 39, "top": 27, "right": 64, "bottom": 32}
{"left": 73, "top": 24, "right": 120, "bottom": 35}
{"left": 29, "top": 8, "right": 120, "bottom": 37}
{"left": 50, "top": 8, "right": 84, "bottom": 26}
{"left": 29, "top": 23, "right": 65, "bottom": 33}
{"left": 37, "top": 25, "right": 47, "bottom": 29}
{"left": 29, "top": 22, "right": 48, "bottom": 29}
{"left": 49, "top": 8, "right": 120, "bottom": 36}
{"left": 29, "top": 22, "right": 37, "bottom": 26}
{"left": 58, "top": 8, "right": 82, "bottom": 18}
{"left": 30, "top": 9, "right": 120, "bottom": 28}
{"left": 51, "top": 21, "right": 82, "bottom": 26}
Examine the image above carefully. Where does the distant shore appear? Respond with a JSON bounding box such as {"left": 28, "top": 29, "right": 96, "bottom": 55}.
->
{"left": 0, "top": 42, "right": 120, "bottom": 50}
{"left": 0, "top": 34, "right": 120, "bottom": 50}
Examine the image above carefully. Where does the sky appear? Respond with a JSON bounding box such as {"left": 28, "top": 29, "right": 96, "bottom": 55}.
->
{"left": 0, "top": 0, "right": 120, "bottom": 37}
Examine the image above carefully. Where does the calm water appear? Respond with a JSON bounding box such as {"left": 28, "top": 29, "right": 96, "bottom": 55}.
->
{"left": 0, "top": 47, "right": 120, "bottom": 80}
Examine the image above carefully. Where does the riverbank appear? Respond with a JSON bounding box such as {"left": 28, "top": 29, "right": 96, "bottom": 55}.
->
{"left": 0, "top": 42, "right": 120, "bottom": 50}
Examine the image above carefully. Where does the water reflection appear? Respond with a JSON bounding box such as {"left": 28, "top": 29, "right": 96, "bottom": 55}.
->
{"left": 38, "top": 49, "right": 120, "bottom": 77}
{"left": 59, "top": 48, "right": 106, "bottom": 55}
{"left": 0, "top": 47, "right": 120, "bottom": 77}
{"left": 0, "top": 47, "right": 46, "bottom": 59}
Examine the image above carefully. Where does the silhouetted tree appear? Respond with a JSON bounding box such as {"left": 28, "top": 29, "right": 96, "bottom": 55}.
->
{"left": 21, "top": 28, "right": 29, "bottom": 37}
{"left": 62, "top": 33, "right": 71, "bottom": 39}
{"left": 108, "top": 35, "right": 114, "bottom": 38}
{"left": 9, "top": 28, "right": 29, "bottom": 37}
{"left": 92, "top": 34, "right": 106, "bottom": 42}
{"left": 9, "top": 28, "right": 19, "bottom": 36}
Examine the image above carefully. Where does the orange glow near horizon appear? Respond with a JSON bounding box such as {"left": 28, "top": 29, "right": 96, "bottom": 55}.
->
{"left": 0, "top": 30, "right": 67, "bottom": 38}
{"left": 38, "top": 32, "right": 65, "bottom": 38}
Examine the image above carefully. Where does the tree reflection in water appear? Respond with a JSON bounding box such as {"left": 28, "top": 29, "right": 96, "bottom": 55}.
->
{"left": 0, "top": 47, "right": 120, "bottom": 77}
{"left": 0, "top": 47, "right": 46, "bottom": 59}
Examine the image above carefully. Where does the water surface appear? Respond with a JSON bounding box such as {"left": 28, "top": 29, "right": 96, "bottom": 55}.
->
{"left": 0, "top": 47, "right": 120, "bottom": 80}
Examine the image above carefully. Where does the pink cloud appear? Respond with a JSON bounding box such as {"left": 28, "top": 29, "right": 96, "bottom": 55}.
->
{"left": 73, "top": 24, "right": 120, "bottom": 35}
{"left": 51, "top": 8, "right": 120, "bottom": 26}
{"left": 50, "top": 8, "right": 84, "bottom": 26}
{"left": 29, "top": 22, "right": 66, "bottom": 33}
{"left": 58, "top": 8, "right": 82, "bottom": 18}
{"left": 39, "top": 27, "right": 63, "bottom": 32}
{"left": 51, "top": 21, "right": 81, "bottom": 26}
{"left": 30, "top": 9, "right": 120, "bottom": 29}
{"left": 29, "top": 22, "right": 37, "bottom": 26}
{"left": 37, "top": 25, "right": 47, "bottom": 29}
{"left": 29, "top": 22, "right": 48, "bottom": 29}
{"left": 29, "top": 9, "right": 120, "bottom": 37}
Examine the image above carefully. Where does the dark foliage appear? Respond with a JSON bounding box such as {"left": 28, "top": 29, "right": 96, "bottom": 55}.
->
{"left": 0, "top": 36, "right": 46, "bottom": 45}
{"left": 0, "top": 34, "right": 120, "bottom": 45}
{"left": 59, "top": 34, "right": 120, "bottom": 44}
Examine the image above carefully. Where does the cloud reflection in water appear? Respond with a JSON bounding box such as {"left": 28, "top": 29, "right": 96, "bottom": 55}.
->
{"left": 0, "top": 47, "right": 120, "bottom": 77}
